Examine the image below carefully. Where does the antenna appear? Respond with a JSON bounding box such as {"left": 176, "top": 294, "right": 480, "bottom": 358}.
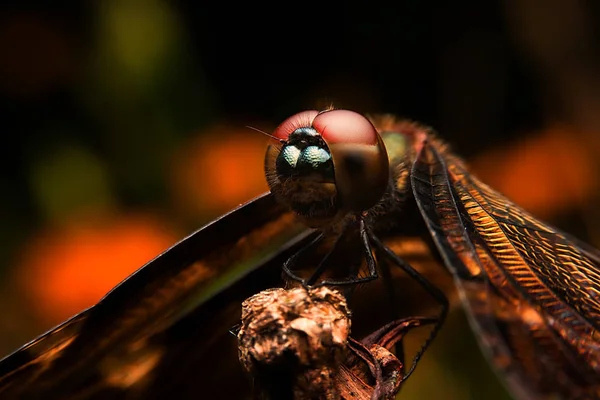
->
{"left": 246, "top": 126, "right": 283, "bottom": 142}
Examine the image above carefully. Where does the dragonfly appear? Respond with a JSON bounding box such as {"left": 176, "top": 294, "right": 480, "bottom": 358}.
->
{"left": 0, "top": 108, "right": 598, "bottom": 399}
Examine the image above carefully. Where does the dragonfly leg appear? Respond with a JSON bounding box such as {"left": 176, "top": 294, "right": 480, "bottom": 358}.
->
{"left": 369, "top": 234, "right": 448, "bottom": 381}
{"left": 228, "top": 323, "right": 241, "bottom": 336}
{"left": 282, "top": 231, "right": 326, "bottom": 284}
{"left": 304, "top": 226, "right": 351, "bottom": 286}
{"left": 378, "top": 254, "right": 405, "bottom": 366}
{"left": 316, "top": 217, "right": 379, "bottom": 287}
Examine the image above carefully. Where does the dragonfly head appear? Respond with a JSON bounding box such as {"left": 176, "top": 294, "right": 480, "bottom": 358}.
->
{"left": 265, "top": 109, "right": 389, "bottom": 228}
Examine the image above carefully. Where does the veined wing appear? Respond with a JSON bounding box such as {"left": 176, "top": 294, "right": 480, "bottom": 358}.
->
{"left": 411, "top": 135, "right": 600, "bottom": 400}
{"left": 0, "top": 193, "right": 313, "bottom": 399}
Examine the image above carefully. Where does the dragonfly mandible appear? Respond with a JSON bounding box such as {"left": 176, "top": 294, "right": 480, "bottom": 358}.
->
{"left": 0, "top": 109, "right": 598, "bottom": 399}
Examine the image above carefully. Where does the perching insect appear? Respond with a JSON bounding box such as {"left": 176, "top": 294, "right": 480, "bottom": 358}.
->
{"left": 0, "top": 109, "right": 598, "bottom": 399}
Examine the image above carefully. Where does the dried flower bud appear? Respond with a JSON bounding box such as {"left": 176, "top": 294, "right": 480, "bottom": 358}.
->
{"left": 237, "top": 286, "right": 436, "bottom": 400}
{"left": 237, "top": 287, "right": 350, "bottom": 399}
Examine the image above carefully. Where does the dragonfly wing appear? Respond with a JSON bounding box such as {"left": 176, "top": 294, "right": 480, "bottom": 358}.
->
{"left": 0, "top": 193, "right": 313, "bottom": 399}
{"left": 411, "top": 137, "right": 600, "bottom": 400}
{"left": 0, "top": 311, "right": 90, "bottom": 396}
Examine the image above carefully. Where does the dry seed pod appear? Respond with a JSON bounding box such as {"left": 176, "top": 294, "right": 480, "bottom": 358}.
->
{"left": 237, "top": 286, "right": 436, "bottom": 400}
{"left": 238, "top": 287, "right": 350, "bottom": 399}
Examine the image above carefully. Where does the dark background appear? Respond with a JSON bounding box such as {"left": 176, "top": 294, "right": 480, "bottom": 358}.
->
{"left": 1, "top": 1, "right": 599, "bottom": 399}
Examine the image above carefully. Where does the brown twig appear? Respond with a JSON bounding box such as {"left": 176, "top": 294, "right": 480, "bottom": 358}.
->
{"left": 237, "top": 287, "right": 436, "bottom": 400}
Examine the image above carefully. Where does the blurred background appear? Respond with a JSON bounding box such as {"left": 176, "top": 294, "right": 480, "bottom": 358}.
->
{"left": 0, "top": 0, "right": 599, "bottom": 399}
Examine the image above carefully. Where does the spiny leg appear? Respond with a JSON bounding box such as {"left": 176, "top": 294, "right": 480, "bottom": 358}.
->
{"left": 283, "top": 217, "right": 377, "bottom": 287}
{"left": 282, "top": 231, "right": 326, "bottom": 284}
{"left": 369, "top": 234, "right": 448, "bottom": 380}
{"left": 316, "top": 217, "right": 379, "bottom": 287}
{"left": 378, "top": 253, "right": 405, "bottom": 366}
{"left": 304, "top": 221, "right": 351, "bottom": 286}
{"left": 339, "top": 248, "right": 369, "bottom": 299}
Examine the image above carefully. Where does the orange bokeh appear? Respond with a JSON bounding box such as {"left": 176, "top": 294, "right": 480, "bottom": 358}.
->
{"left": 471, "top": 125, "right": 598, "bottom": 218}
{"left": 16, "top": 213, "right": 177, "bottom": 324}
{"left": 171, "top": 125, "right": 270, "bottom": 218}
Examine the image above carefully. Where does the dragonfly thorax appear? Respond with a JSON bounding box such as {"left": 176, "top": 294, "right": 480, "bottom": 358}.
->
{"left": 265, "top": 109, "right": 390, "bottom": 228}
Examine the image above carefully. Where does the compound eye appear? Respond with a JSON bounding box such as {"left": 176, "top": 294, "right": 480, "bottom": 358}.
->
{"left": 312, "top": 109, "right": 380, "bottom": 146}
{"left": 273, "top": 110, "right": 319, "bottom": 141}
{"left": 312, "top": 109, "right": 390, "bottom": 214}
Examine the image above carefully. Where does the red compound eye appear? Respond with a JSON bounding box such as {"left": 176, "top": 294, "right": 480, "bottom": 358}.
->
{"left": 272, "top": 110, "right": 319, "bottom": 141}
{"left": 312, "top": 109, "right": 380, "bottom": 145}
{"left": 266, "top": 108, "right": 390, "bottom": 227}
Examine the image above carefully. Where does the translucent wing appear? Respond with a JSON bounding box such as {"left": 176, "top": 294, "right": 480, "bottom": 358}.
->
{"left": 411, "top": 136, "right": 600, "bottom": 400}
{"left": 0, "top": 194, "right": 454, "bottom": 399}
{"left": 0, "top": 193, "right": 313, "bottom": 399}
